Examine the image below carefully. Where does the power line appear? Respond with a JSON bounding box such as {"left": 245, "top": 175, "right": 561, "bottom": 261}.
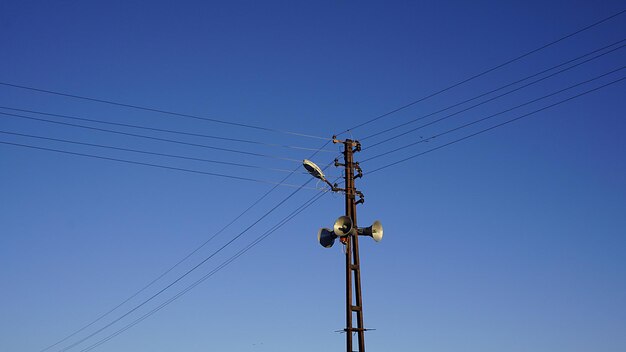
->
{"left": 336, "top": 8, "right": 626, "bottom": 135}
{"left": 37, "top": 140, "right": 332, "bottom": 352}
{"left": 14, "top": 9, "right": 622, "bottom": 350}
{"left": 361, "top": 39, "right": 625, "bottom": 143}
{"left": 0, "top": 83, "right": 330, "bottom": 141}
{"left": 0, "top": 111, "right": 303, "bottom": 163}
{"left": 52, "top": 167, "right": 330, "bottom": 352}
{"left": 363, "top": 45, "right": 625, "bottom": 151}
{"left": 0, "top": 130, "right": 310, "bottom": 175}
{"left": 0, "top": 140, "right": 322, "bottom": 190}
{"left": 367, "top": 76, "right": 625, "bottom": 174}
{"left": 362, "top": 67, "right": 624, "bottom": 163}
{"left": 78, "top": 184, "right": 332, "bottom": 352}
{"left": 0, "top": 106, "right": 337, "bottom": 153}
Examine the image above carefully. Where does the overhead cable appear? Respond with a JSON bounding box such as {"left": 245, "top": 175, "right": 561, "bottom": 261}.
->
{"left": 367, "top": 76, "right": 625, "bottom": 173}
{"left": 0, "top": 130, "right": 312, "bottom": 175}
{"left": 0, "top": 112, "right": 302, "bottom": 163}
{"left": 362, "top": 67, "right": 624, "bottom": 163}
{"left": 0, "top": 140, "right": 323, "bottom": 190}
{"left": 36, "top": 140, "right": 332, "bottom": 352}
{"left": 361, "top": 39, "right": 625, "bottom": 143}
{"left": 0, "top": 83, "right": 330, "bottom": 141}
{"left": 0, "top": 106, "right": 336, "bottom": 153}
{"left": 337, "top": 9, "right": 626, "bottom": 135}
{"left": 51, "top": 166, "right": 331, "bottom": 352}
{"left": 77, "top": 186, "right": 331, "bottom": 352}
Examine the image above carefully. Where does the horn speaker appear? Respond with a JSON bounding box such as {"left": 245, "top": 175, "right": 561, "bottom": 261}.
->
{"left": 317, "top": 228, "right": 337, "bottom": 248}
{"left": 358, "top": 220, "right": 383, "bottom": 242}
{"left": 333, "top": 215, "right": 354, "bottom": 237}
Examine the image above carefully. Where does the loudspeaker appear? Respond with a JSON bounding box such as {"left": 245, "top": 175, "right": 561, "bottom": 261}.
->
{"left": 333, "top": 215, "right": 354, "bottom": 237}
{"left": 358, "top": 220, "right": 383, "bottom": 242}
{"left": 317, "top": 228, "right": 337, "bottom": 248}
{"left": 317, "top": 217, "right": 383, "bottom": 248}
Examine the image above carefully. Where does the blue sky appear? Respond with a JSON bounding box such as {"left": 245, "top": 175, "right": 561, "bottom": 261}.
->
{"left": 1, "top": 1, "right": 625, "bottom": 351}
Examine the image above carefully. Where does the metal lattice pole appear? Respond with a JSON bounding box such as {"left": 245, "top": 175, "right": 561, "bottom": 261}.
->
{"left": 341, "top": 139, "right": 366, "bottom": 352}
{"left": 304, "top": 137, "right": 378, "bottom": 352}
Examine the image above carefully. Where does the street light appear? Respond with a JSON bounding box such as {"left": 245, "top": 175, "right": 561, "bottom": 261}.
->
{"left": 302, "top": 159, "right": 336, "bottom": 190}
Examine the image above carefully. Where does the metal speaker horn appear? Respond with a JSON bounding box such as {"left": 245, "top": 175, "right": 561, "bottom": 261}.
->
{"left": 358, "top": 220, "right": 384, "bottom": 242}
{"left": 333, "top": 216, "right": 354, "bottom": 237}
{"left": 317, "top": 228, "right": 337, "bottom": 248}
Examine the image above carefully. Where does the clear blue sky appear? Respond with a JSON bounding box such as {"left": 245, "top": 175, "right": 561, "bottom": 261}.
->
{"left": 1, "top": 1, "right": 625, "bottom": 351}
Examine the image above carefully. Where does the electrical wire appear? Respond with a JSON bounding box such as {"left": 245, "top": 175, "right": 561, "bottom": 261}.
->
{"left": 0, "top": 83, "right": 330, "bottom": 141}
{"left": 361, "top": 39, "right": 625, "bottom": 143}
{"left": 0, "top": 140, "right": 324, "bottom": 190}
{"left": 36, "top": 140, "right": 333, "bottom": 352}
{"left": 77, "top": 183, "right": 333, "bottom": 352}
{"left": 0, "top": 106, "right": 337, "bottom": 153}
{"left": 19, "top": 9, "right": 624, "bottom": 350}
{"left": 366, "top": 76, "right": 625, "bottom": 174}
{"left": 50, "top": 67, "right": 622, "bottom": 352}
{"left": 51, "top": 165, "right": 332, "bottom": 352}
{"left": 336, "top": 9, "right": 626, "bottom": 135}
{"left": 0, "top": 111, "right": 303, "bottom": 163}
{"left": 363, "top": 46, "right": 625, "bottom": 151}
{"left": 0, "top": 130, "right": 312, "bottom": 175}
{"left": 362, "top": 67, "right": 624, "bottom": 163}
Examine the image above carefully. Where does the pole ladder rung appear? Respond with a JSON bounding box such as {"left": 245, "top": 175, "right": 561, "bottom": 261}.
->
{"left": 350, "top": 305, "right": 362, "bottom": 312}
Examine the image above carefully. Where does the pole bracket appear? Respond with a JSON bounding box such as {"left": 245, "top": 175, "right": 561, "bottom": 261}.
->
{"left": 354, "top": 162, "right": 363, "bottom": 179}
{"left": 332, "top": 135, "right": 343, "bottom": 144}
{"left": 355, "top": 191, "right": 365, "bottom": 205}
{"left": 332, "top": 185, "right": 346, "bottom": 193}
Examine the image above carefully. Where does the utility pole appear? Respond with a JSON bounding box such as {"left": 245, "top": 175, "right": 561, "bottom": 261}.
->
{"left": 337, "top": 137, "right": 366, "bottom": 352}
{"left": 303, "top": 137, "right": 382, "bottom": 352}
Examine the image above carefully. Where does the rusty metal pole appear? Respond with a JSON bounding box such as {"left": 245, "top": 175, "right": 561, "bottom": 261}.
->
{"left": 341, "top": 139, "right": 366, "bottom": 352}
